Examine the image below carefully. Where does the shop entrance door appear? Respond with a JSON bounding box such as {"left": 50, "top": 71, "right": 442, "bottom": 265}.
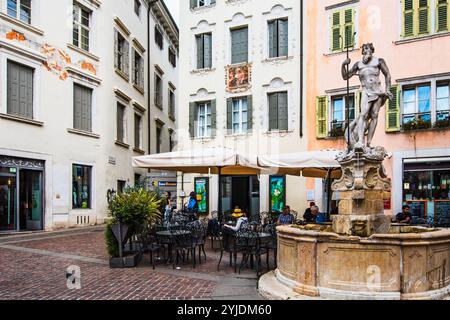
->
{"left": 19, "top": 170, "right": 43, "bottom": 231}
{"left": 221, "top": 176, "right": 260, "bottom": 220}
{"left": 0, "top": 168, "right": 17, "bottom": 231}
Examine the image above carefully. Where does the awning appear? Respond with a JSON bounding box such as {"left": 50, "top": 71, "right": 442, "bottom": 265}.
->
{"left": 132, "top": 147, "right": 263, "bottom": 175}
{"left": 257, "top": 150, "right": 342, "bottom": 179}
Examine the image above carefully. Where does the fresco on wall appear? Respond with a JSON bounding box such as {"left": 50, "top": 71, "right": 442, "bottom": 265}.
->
{"left": 225, "top": 63, "right": 252, "bottom": 93}
{"left": 1, "top": 24, "right": 97, "bottom": 81}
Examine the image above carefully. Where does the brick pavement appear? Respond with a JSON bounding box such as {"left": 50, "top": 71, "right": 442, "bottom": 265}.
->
{"left": 0, "top": 227, "right": 264, "bottom": 300}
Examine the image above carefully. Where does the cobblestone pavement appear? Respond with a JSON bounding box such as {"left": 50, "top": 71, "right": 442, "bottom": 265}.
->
{"left": 0, "top": 227, "right": 264, "bottom": 300}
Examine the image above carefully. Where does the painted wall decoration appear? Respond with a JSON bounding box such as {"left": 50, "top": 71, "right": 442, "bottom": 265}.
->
{"left": 1, "top": 24, "right": 97, "bottom": 81}
{"left": 225, "top": 63, "right": 252, "bottom": 93}
{"left": 195, "top": 177, "right": 209, "bottom": 215}
{"left": 270, "top": 176, "right": 286, "bottom": 213}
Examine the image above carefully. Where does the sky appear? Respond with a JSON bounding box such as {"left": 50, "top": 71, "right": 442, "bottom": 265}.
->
{"left": 163, "top": 0, "right": 180, "bottom": 25}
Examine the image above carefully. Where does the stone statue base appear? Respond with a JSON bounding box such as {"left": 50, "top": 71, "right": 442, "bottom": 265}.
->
{"left": 331, "top": 146, "right": 391, "bottom": 237}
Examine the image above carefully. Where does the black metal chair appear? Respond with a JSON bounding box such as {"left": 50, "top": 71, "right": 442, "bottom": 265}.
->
{"left": 217, "top": 226, "right": 242, "bottom": 273}
{"left": 136, "top": 224, "right": 164, "bottom": 270}
{"left": 186, "top": 220, "right": 207, "bottom": 264}
{"left": 170, "top": 228, "right": 196, "bottom": 269}
{"left": 237, "top": 229, "right": 270, "bottom": 279}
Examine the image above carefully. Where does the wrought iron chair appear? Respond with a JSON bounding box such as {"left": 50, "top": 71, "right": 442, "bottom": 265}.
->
{"left": 186, "top": 220, "right": 207, "bottom": 264}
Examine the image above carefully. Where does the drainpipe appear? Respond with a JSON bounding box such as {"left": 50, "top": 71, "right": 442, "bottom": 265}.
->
{"left": 147, "top": 0, "right": 159, "bottom": 158}
{"left": 299, "top": 0, "right": 304, "bottom": 138}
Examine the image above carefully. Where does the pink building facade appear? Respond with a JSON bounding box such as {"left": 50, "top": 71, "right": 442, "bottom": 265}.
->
{"left": 306, "top": 0, "right": 450, "bottom": 225}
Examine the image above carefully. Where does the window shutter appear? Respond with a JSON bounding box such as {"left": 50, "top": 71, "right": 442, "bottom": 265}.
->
{"left": 268, "top": 20, "right": 277, "bottom": 58}
{"left": 210, "top": 99, "right": 217, "bottom": 137}
{"left": 25, "top": 66, "right": 33, "bottom": 119}
{"left": 117, "top": 104, "right": 124, "bottom": 142}
{"left": 7, "top": 61, "right": 19, "bottom": 116}
{"left": 114, "top": 29, "right": 119, "bottom": 69}
{"left": 386, "top": 85, "right": 401, "bottom": 132}
{"left": 278, "top": 19, "right": 289, "bottom": 57}
{"left": 231, "top": 27, "right": 248, "bottom": 64}
{"left": 131, "top": 48, "right": 136, "bottom": 85}
{"left": 403, "top": 0, "right": 415, "bottom": 37}
{"left": 204, "top": 33, "right": 212, "bottom": 68}
{"left": 81, "top": 86, "right": 92, "bottom": 132}
{"left": 331, "top": 11, "right": 341, "bottom": 51}
{"left": 316, "top": 96, "right": 328, "bottom": 139}
{"left": 278, "top": 92, "right": 288, "bottom": 131}
{"left": 123, "top": 40, "right": 130, "bottom": 77}
{"left": 227, "top": 98, "right": 233, "bottom": 134}
{"left": 418, "top": 0, "right": 430, "bottom": 34}
{"left": 7, "top": 62, "right": 33, "bottom": 119}
{"left": 139, "top": 56, "right": 144, "bottom": 89}
{"left": 134, "top": 114, "right": 140, "bottom": 148}
{"left": 196, "top": 35, "right": 203, "bottom": 69}
{"left": 344, "top": 9, "right": 354, "bottom": 48}
{"left": 190, "top": 0, "right": 197, "bottom": 9}
{"left": 73, "top": 85, "right": 82, "bottom": 130}
{"left": 268, "top": 93, "right": 278, "bottom": 130}
{"left": 189, "top": 102, "right": 196, "bottom": 138}
{"left": 437, "top": 0, "right": 448, "bottom": 32}
{"left": 247, "top": 95, "right": 253, "bottom": 132}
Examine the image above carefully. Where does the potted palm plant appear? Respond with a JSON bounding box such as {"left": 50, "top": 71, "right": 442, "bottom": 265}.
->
{"left": 106, "top": 187, "right": 163, "bottom": 268}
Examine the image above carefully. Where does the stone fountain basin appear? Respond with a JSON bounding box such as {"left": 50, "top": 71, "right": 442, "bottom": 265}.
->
{"left": 260, "top": 225, "right": 450, "bottom": 300}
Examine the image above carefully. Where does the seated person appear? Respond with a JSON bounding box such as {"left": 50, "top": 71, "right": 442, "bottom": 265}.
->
{"left": 396, "top": 205, "right": 412, "bottom": 224}
{"left": 303, "top": 202, "right": 316, "bottom": 222}
{"left": 278, "top": 206, "right": 295, "bottom": 225}
{"left": 223, "top": 212, "right": 248, "bottom": 232}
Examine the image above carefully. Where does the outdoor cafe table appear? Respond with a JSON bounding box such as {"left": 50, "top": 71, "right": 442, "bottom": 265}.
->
{"left": 155, "top": 229, "right": 191, "bottom": 263}
{"left": 232, "top": 231, "right": 272, "bottom": 271}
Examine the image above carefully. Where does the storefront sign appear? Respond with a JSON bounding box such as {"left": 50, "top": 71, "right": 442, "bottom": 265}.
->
{"left": 9, "top": 168, "right": 16, "bottom": 173}
{"left": 270, "top": 176, "right": 286, "bottom": 213}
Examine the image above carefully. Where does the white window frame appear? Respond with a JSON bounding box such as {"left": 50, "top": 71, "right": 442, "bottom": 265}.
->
{"left": 73, "top": 2, "right": 91, "bottom": 52}
{"left": 133, "top": 49, "right": 144, "bottom": 89}
{"left": 6, "top": 0, "right": 32, "bottom": 24}
{"left": 198, "top": 0, "right": 214, "bottom": 8}
{"left": 117, "top": 101, "right": 128, "bottom": 144}
{"left": 197, "top": 102, "right": 211, "bottom": 138}
{"left": 232, "top": 97, "right": 248, "bottom": 134}
{"left": 134, "top": 112, "right": 143, "bottom": 149}
{"left": 328, "top": 93, "right": 356, "bottom": 137}
{"left": 70, "top": 77, "right": 97, "bottom": 134}
{"left": 263, "top": 5, "right": 294, "bottom": 59}
{"left": 326, "top": 4, "right": 360, "bottom": 54}
{"left": 399, "top": 76, "right": 450, "bottom": 126}
{"left": 402, "top": 84, "right": 432, "bottom": 123}
{"left": 436, "top": 82, "right": 450, "bottom": 120}
{"left": 0, "top": 52, "right": 41, "bottom": 121}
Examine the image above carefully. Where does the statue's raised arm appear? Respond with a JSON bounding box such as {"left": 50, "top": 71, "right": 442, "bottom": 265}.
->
{"left": 342, "top": 58, "right": 358, "bottom": 81}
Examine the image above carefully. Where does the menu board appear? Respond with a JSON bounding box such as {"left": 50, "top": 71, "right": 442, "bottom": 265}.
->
{"left": 406, "top": 201, "right": 427, "bottom": 222}
{"left": 435, "top": 201, "right": 450, "bottom": 227}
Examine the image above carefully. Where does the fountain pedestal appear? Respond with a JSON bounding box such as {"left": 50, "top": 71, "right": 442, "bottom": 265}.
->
{"left": 331, "top": 146, "right": 392, "bottom": 237}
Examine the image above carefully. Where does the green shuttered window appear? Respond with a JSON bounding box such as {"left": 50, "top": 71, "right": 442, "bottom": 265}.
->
{"left": 269, "top": 19, "right": 289, "bottom": 58}
{"left": 196, "top": 33, "right": 212, "bottom": 69}
{"left": 73, "top": 83, "right": 93, "bottom": 132}
{"left": 7, "top": 60, "right": 34, "bottom": 119}
{"left": 316, "top": 96, "right": 328, "bottom": 139}
{"left": 231, "top": 27, "right": 248, "bottom": 64}
{"left": 189, "top": 100, "right": 216, "bottom": 138}
{"left": 437, "top": 0, "right": 449, "bottom": 32}
{"left": 227, "top": 96, "right": 253, "bottom": 134}
{"left": 330, "top": 8, "right": 355, "bottom": 52}
{"left": 268, "top": 92, "right": 288, "bottom": 131}
{"left": 117, "top": 103, "right": 125, "bottom": 143}
{"left": 403, "top": 0, "right": 432, "bottom": 37}
{"left": 386, "top": 85, "right": 401, "bottom": 132}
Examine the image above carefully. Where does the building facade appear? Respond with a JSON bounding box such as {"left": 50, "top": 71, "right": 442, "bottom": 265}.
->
{"left": 178, "top": 0, "right": 306, "bottom": 218}
{"left": 306, "top": 0, "right": 450, "bottom": 226}
{"left": 0, "top": 0, "right": 178, "bottom": 232}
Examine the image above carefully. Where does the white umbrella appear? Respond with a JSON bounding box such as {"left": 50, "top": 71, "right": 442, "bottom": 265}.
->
{"left": 257, "top": 150, "right": 342, "bottom": 178}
